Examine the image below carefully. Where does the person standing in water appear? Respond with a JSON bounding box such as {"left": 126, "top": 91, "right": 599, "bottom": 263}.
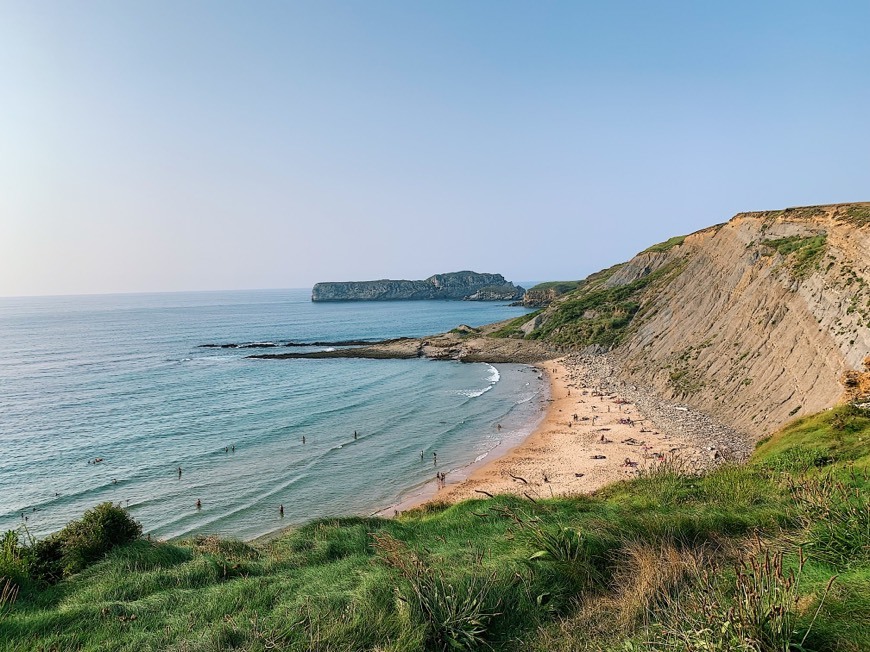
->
{"left": 433, "top": 451, "right": 437, "bottom": 465}
{"left": 279, "top": 504, "right": 284, "bottom": 517}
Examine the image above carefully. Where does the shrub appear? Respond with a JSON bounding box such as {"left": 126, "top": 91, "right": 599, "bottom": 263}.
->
{"left": 0, "top": 530, "right": 30, "bottom": 589}
{"left": 526, "top": 524, "right": 609, "bottom": 594}
{"left": 373, "top": 533, "right": 501, "bottom": 651}
{"left": 26, "top": 502, "right": 142, "bottom": 581}
{"left": 57, "top": 502, "right": 142, "bottom": 575}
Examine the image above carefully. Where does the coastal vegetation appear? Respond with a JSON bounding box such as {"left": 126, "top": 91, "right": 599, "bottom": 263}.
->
{"left": 527, "top": 261, "right": 684, "bottom": 349}
{"left": 2, "top": 405, "right": 867, "bottom": 651}
{"left": 527, "top": 281, "right": 582, "bottom": 294}
{"left": 760, "top": 234, "right": 828, "bottom": 279}
{"left": 641, "top": 235, "right": 686, "bottom": 254}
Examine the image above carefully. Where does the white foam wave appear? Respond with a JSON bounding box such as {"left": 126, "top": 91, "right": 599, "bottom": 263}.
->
{"left": 474, "top": 452, "right": 489, "bottom": 463}
{"left": 484, "top": 364, "right": 500, "bottom": 384}
{"left": 324, "top": 347, "right": 336, "bottom": 352}
{"left": 455, "top": 385, "right": 493, "bottom": 398}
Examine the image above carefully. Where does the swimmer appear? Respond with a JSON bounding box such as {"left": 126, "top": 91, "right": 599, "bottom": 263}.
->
{"left": 195, "top": 499, "right": 202, "bottom": 509}
{"left": 279, "top": 504, "right": 284, "bottom": 517}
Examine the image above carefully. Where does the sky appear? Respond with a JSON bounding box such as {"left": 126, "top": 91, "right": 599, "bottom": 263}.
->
{"left": 1, "top": 1, "right": 868, "bottom": 296}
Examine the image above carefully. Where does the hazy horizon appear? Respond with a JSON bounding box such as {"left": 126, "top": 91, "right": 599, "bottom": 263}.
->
{"left": 2, "top": 2, "right": 868, "bottom": 297}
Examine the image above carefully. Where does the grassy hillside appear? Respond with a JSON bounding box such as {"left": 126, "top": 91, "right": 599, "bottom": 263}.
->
{"left": 2, "top": 404, "right": 868, "bottom": 651}
{"left": 526, "top": 260, "right": 684, "bottom": 349}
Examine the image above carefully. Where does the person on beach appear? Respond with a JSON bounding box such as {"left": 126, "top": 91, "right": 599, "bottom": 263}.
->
{"left": 497, "top": 424, "right": 502, "bottom": 430}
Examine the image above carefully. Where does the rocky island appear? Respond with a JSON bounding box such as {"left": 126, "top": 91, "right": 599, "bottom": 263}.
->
{"left": 311, "top": 270, "right": 524, "bottom": 302}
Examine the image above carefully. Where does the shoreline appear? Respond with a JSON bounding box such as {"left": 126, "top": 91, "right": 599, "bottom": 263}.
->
{"left": 371, "top": 364, "right": 551, "bottom": 517}
{"left": 255, "top": 352, "right": 748, "bottom": 542}
{"left": 405, "top": 355, "right": 741, "bottom": 509}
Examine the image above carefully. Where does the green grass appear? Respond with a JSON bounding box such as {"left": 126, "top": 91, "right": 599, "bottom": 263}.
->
{"left": 641, "top": 235, "right": 686, "bottom": 254}
{"left": 760, "top": 234, "right": 828, "bottom": 279}
{"left": 528, "top": 260, "right": 684, "bottom": 348}
{"left": 2, "top": 405, "right": 868, "bottom": 651}
{"left": 836, "top": 204, "right": 870, "bottom": 226}
{"left": 527, "top": 281, "right": 582, "bottom": 294}
{"left": 488, "top": 310, "right": 541, "bottom": 339}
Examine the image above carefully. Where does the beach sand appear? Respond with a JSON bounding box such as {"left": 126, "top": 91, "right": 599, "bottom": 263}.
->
{"left": 418, "top": 356, "right": 710, "bottom": 507}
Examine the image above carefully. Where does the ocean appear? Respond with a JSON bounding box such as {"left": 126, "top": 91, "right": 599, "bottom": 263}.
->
{"left": 0, "top": 289, "right": 545, "bottom": 541}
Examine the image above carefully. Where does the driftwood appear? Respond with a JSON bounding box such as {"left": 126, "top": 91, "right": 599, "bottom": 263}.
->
{"left": 474, "top": 489, "right": 495, "bottom": 498}
{"left": 507, "top": 471, "right": 528, "bottom": 485}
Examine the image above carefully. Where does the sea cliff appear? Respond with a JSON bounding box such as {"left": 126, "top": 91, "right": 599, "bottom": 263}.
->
{"left": 311, "top": 271, "right": 524, "bottom": 302}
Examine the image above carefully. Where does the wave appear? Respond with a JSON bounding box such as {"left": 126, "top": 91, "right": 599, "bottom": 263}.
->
{"left": 453, "top": 363, "right": 501, "bottom": 399}
{"left": 455, "top": 385, "right": 493, "bottom": 398}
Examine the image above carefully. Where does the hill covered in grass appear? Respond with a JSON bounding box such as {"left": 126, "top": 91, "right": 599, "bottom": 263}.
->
{"left": 2, "top": 404, "right": 868, "bottom": 651}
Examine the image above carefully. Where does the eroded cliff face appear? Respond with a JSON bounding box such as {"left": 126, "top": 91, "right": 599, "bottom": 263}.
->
{"left": 311, "top": 271, "right": 524, "bottom": 302}
{"left": 529, "top": 203, "right": 870, "bottom": 439}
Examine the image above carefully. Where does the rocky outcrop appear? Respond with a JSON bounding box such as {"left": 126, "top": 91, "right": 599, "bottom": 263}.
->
{"left": 250, "top": 331, "right": 557, "bottom": 364}
{"left": 526, "top": 202, "right": 870, "bottom": 440}
{"left": 311, "top": 271, "right": 524, "bottom": 302}
{"left": 842, "top": 356, "right": 870, "bottom": 404}
{"left": 522, "top": 287, "right": 561, "bottom": 307}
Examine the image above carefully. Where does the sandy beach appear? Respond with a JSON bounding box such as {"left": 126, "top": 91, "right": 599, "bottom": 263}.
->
{"left": 415, "top": 355, "right": 727, "bottom": 507}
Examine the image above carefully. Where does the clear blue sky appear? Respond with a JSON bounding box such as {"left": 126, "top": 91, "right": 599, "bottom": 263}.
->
{"left": 1, "top": 1, "right": 867, "bottom": 296}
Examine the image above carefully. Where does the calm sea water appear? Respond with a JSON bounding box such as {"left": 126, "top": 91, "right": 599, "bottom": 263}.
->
{"left": 0, "top": 290, "right": 544, "bottom": 540}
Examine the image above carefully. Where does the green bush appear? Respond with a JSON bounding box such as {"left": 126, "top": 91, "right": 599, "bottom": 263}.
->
{"left": 57, "top": 502, "right": 142, "bottom": 575}
{"left": 0, "top": 530, "right": 30, "bottom": 589}
{"left": 25, "top": 502, "right": 142, "bottom": 582}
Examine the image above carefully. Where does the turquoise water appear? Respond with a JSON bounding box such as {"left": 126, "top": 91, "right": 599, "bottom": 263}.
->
{"left": 0, "top": 290, "right": 543, "bottom": 540}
